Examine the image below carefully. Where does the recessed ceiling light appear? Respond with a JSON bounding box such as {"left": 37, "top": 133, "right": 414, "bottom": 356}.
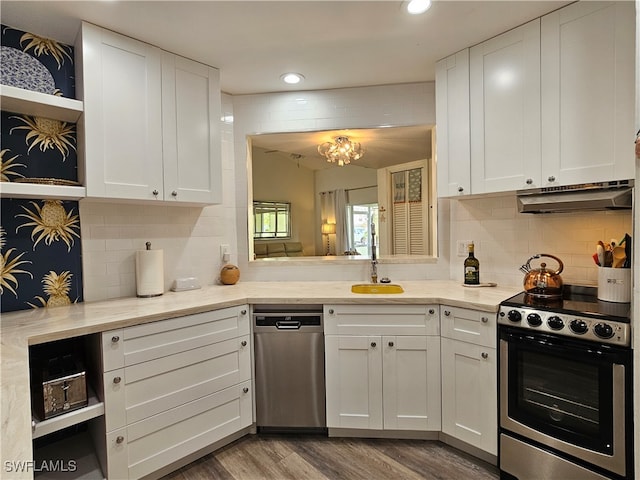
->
{"left": 281, "top": 73, "right": 305, "bottom": 85}
{"left": 406, "top": 0, "right": 432, "bottom": 15}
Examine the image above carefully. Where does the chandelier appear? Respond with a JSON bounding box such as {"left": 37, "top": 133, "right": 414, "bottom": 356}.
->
{"left": 317, "top": 136, "right": 364, "bottom": 166}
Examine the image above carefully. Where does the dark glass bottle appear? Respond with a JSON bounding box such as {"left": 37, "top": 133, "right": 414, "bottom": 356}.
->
{"left": 464, "top": 242, "right": 480, "bottom": 285}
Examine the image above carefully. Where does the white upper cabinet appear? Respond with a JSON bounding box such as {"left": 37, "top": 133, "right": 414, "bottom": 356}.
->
{"left": 161, "top": 53, "right": 222, "bottom": 204}
{"left": 435, "top": 49, "right": 471, "bottom": 197}
{"left": 77, "top": 22, "right": 222, "bottom": 205}
{"left": 470, "top": 19, "right": 541, "bottom": 194}
{"left": 78, "top": 22, "right": 163, "bottom": 201}
{"left": 540, "top": 1, "right": 635, "bottom": 186}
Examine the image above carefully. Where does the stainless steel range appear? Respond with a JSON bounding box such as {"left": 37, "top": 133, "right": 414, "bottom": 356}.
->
{"left": 497, "top": 285, "right": 633, "bottom": 480}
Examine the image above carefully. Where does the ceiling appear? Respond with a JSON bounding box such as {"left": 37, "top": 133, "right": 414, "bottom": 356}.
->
{"left": 0, "top": 0, "right": 570, "bottom": 96}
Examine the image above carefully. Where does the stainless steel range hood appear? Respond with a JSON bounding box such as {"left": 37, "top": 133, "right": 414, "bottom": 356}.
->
{"left": 517, "top": 180, "right": 634, "bottom": 214}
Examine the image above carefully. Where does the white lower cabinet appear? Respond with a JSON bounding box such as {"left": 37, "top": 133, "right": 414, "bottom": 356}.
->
{"left": 324, "top": 305, "right": 441, "bottom": 432}
{"left": 440, "top": 306, "right": 497, "bottom": 455}
{"left": 101, "top": 305, "right": 252, "bottom": 479}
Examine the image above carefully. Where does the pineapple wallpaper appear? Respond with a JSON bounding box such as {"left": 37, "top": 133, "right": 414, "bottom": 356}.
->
{"left": 1, "top": 25, "right": 83, "bottom": 313}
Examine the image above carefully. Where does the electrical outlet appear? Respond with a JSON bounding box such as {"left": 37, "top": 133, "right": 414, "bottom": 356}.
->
{"left": 220, "top": 244, "right": 230, "bottom": 262}
{"left": 457, "top": 240, "right": 472, "bottom": 257}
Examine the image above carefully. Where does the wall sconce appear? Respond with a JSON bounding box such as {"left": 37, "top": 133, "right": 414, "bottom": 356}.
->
{"left": 321, "top": 222, "right": 336, "bottom": 255}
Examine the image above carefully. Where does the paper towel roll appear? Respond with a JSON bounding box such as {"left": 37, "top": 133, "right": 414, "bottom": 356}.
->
{"left": 136, "top": 249, "right": 164, "bottom": 297}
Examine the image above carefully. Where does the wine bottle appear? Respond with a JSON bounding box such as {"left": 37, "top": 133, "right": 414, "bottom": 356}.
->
{"left": 464, "top": 242, "right": 480, "bottom": 285}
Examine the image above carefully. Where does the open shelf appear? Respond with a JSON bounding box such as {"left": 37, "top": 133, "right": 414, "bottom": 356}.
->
{"left": 33, "top": 430, "right": 105, "bottom": 480}
{"left": 0, "top": 182, "right": 86, "bottom": 200}
{"left": 0, "top": 85, "right": 83, "bottom": 123}
{"left": 32, "top": 387, "right": 104, "bottom": 440}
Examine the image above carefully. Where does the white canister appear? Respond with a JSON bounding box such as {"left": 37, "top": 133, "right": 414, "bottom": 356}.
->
{"left": 597, "top": 267, "right": 631, "bottom": 303}
{"left": 135, "top": 242, "right": 164, "bottom": 297}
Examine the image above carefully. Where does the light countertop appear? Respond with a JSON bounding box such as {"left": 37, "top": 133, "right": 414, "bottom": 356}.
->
{"left": 1, "top": 280, "right": 521, "bottom": 479}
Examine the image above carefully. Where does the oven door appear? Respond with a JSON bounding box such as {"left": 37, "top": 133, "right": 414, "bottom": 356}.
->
{"left": 499, "top": 327, "right": 631, "bottom": 477}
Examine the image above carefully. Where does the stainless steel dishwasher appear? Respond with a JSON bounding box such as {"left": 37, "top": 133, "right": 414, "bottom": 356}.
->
{"left": 253, "top": 304, "right": 326, "bottom": 433}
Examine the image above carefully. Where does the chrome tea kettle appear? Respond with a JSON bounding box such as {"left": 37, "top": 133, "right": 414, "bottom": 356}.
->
{"left": 519, "top": 254, "right": 564, "bottom": 299}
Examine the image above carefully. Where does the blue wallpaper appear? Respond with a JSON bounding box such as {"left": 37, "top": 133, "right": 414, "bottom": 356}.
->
{"left": 1, "top": 25, "right": 83, "bottom": 313}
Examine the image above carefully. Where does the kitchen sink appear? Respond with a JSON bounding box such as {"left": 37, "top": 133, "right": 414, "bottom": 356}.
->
{"left": 351, "top": 283, "right": 404, "bottom": 294}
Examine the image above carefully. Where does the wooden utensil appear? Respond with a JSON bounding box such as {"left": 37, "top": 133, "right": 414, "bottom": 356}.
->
{"left": 612, "top": 246, "right": 626, "bottom": 268}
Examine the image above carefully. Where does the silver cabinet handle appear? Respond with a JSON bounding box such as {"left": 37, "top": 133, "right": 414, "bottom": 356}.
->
{"left": 457, "top": 186, "right": 464, "bottom": 193}
{"left": 444, "top": 310, "right": 451, "bottom": 316}
{"left": 548, "top": 175, "right": 556, "bottom": 182}
{"left": 241, "top": 309, "right": 247, "bottom": 315}
{"left": 171, "top": 190, "right": 178, "bottom": 197}
{"left": 388, "top": 341, "right": 394, "bottom": 347}
{"left": 111, "top": 335, "right": 120, "bottom": 343}
{"left": 481, "top": 317, "right": 489, "bottom": 323}
{"left": 371, "top": 342, "right": 377, "bottom": 348}
{"left": 481, "top": 352, "right": 489, "bottom": 359}
{"left": 428, "top": 309, "right": 435, "bottom": 315}
{"left": 526, "top": 178, "right": 533, "bottom": 185}
{"left": 329, "top": 309, "right": 334, "bottom": 314}
{"left": 116, "top": 436, "right": 125, "bottom": 444}
{"left": 243, "top": 387, "right": 249, "bottom": 394}
{"left": 152, "top": 190, "right": 159, "bottom": 196}
{"left": 241, "top": 340, "right": 247, "bottom": 347}
{"left": 113, "top": 376, "right": 122, "bottom": 384}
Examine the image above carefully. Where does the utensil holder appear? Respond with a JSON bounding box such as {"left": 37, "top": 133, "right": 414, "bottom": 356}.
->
{"left": 597, "top": 267, "right": 631, "bottom": 303}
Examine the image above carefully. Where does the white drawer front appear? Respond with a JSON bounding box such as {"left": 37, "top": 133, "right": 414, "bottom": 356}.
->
{"left": 440, "top": 306, "right": 496, "bottom": 348}
{"left": 103, "top": 368, "right": 126, "bottom": 432}
{"left": 123, "top": 305, "right": 249, "bottom": 366}
{"left": 324, "top": 304, "right": 439, "bottom": 336}
{"left": 124, "top": 335, "right": 250, "bottom": 424}
{"left": 126, "top": 380, "right": 252, "bottom": 479}
{"left": 102, "top": 329, "right": 124, "bottom": 371}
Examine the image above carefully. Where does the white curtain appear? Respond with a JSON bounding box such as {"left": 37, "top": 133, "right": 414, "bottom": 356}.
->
{"left": 320, "top": 189, "right": 348, "bottom": 254}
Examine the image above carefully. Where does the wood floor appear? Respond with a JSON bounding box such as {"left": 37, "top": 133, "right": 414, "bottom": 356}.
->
{"left": 163, "top": 434, "right": 499, "bottom": 480}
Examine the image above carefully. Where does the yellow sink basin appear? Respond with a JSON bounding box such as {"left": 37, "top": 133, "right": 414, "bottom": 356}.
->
{"left": 351, "top": 283, "right": 404, "bottom": 294}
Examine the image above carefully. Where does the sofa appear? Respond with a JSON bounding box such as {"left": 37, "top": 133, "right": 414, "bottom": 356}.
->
{"left": 254, "top": 241, "right": 304, "bottom": 258}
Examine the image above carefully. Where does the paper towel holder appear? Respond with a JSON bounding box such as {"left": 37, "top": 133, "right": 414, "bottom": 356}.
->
{"left": 136, "top": 241, "right": 164, "bottom": 298}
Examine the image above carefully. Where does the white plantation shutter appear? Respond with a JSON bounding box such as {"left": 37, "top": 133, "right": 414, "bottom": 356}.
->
{"left": 392, "top": 168, "right": 425, "bottom": 255}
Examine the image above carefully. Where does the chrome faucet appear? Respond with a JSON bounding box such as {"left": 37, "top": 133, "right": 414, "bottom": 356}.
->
{"left": 370, "top": 222, "right": 378, "bottom": 283}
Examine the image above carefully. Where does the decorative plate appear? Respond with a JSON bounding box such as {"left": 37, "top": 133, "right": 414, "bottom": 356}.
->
{"left": 13, "top": 177, "right": 80, "bottom": 186}
{"left": 0, "top": 46, "right": 56, "bottom": 94}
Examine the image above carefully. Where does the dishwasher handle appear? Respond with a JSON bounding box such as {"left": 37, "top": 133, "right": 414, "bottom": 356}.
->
{"left": 275, "top": 320, "right": 301, "bottom": 330}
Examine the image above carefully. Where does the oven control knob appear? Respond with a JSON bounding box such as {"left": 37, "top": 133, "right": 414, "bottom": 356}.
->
{"left": 507, "top": 310, "right": 522, "bottom": 322}
{"left": 526, "top": 313, "right": 542, "bottom": 327}
{"left": 569, "top": 319, "right": 588, "bottom": 334}
{"left": 594, "top": 323, "right": 615, "bottom": 339}
{"left": 547, "top": 316, "right": 564, "bottom": 330}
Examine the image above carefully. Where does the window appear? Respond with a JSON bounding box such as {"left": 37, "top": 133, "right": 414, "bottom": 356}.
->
{"left": 346, "top": 203, "right": 378, "bottom": 256}
{"left": 253, "top": 201, "right": 291, "bottom": 239}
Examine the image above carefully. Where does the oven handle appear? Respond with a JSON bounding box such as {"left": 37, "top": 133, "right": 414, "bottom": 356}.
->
{"left": 499, "top": 339, "right": 628, "bottom": 476}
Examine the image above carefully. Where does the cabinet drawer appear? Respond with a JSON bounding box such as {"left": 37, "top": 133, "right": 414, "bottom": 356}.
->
{"left": 126, "top": 380, "right": 252, "bottom": 479}
{"left": 102, "top": 329, "right": 124, "bottom": 371}
{"left": 440, "top": 306, "right": 496, "bottom": 348}
{"left": 123, "top": 305, "right": 249, "bottom": 366}
{"left": 324, "top": 304, "right": 439, "bottom": 336}
{"left": 123, "top": 335, "right": 250, "bottom": 424}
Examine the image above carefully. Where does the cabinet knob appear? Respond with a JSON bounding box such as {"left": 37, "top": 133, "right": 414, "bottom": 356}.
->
{"left": 457, "top": 186, "right": 464, "bottom": 193}
{"left": 428, "top": 309, "right": 435, "bottom": 315}
{"left": 481, "top": 352, "right": 489, "bottom": 359}
{"left": 152, "top": 190, "right": 159, "bottom": 196}
{"left": 241, "top": 340, "right": 247, "bottom": 347}
{"left": 113, "top": 376, "right": 122, "bottom": 384}
{"left": 371, "top": 342, "right": 377, "bottom": 348}
{"left": 526, "top": 178, "right": 533, "bottom": 185}
{"left": 111, "top": 335, "right": 120, "bottom": 343}
{"left": 548, "top": 175, "right": 556, "bottom": 182}
{"left": 171, "top": 190, "right": 178, "bottom": 197}
{"left": 481, "top": 317, "right": 489, "bottom": 323}
{"left": 329, "top": 309, "right": 334, "bottom": 314}
{"left": 116, "top": 436, "right": 125, "bottom": 444}
{"left": 241, "top": 309, "right": 247, "bottom": 315}
{"left": 388, "top": 341, "right": 394, "bottom": 347}
{"left": 243, "top": 387, "right": 249, "bottom": 394}
{"left": 444, "top": 310, "right": 451, "bottom": 317}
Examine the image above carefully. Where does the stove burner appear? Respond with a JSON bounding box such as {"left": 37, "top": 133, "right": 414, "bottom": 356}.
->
{"left": 499, "top": 285, "right": 630, "bottom": 347}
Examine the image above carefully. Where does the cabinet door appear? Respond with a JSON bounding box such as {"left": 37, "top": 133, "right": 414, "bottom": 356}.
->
{"left": 325, "top": 335, "right": 383, "bottom": 429}
{"left": 162, "top": 53, "right": 222, "bottom": 204}
{"left": 470, "top": 19, "right": 541, "bottom": 194}
{"left": 441, "top": 338, "right": 497, "bottom": 455}
{"left": 541, "top": 1, "right": 635, "bottom": 186}
{"left": 382, "top": 336, "right": 441, "bottom": 431}
{"left": 79, "top": 22, "right": 163, "bottom": 201}
{"left": 435, "top": 49, "right": 471, "bottom": 197}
